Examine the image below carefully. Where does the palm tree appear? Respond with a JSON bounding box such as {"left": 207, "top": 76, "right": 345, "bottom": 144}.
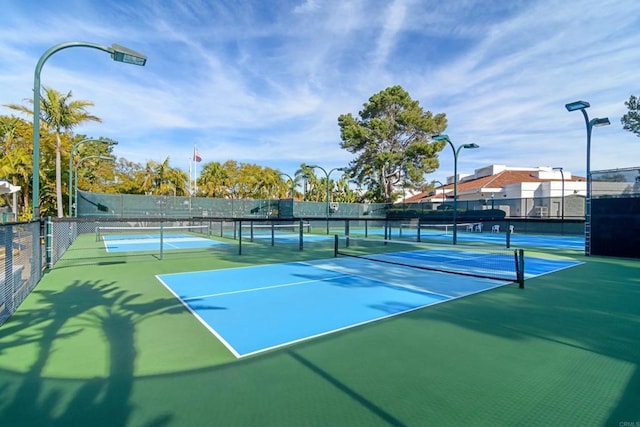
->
{"left": 155, "top": 157, "right": 188, "bottom": 196}
{"left": 295, "top": 164, "right": 323, "bottom": 201}
{"left": 137, "top": 158, "right": 188, "bottom": 196}
{"left": 198, "top": 162, "right": 230, "bottom": 198}
{"left": 140, "top": 160, "right": 159, "bottom": 195}
{"left": 0, "top": 116, "right": 33, "bottom": 217}
{"left": 5, "top": 87, "right": 101, "bottom": 217}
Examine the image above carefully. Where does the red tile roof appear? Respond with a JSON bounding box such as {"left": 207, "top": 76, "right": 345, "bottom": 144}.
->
{"left": 407, "top": 169, "right": 585, "bottom": 202}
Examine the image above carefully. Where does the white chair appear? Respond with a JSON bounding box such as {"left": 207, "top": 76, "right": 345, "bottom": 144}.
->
{"left": 475, "top": 223, "right": 483, "bottom": 232}
{"left": 491, "top": 224, "right": 500, "bottom": 233}
{"left": 466, "top": 224, "right": 474, "bottom": 232}
{"left": 509, "top": 225, "right": 514, "bottom": 234}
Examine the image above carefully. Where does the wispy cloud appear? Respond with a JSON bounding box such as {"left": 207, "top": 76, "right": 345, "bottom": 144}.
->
{"left": 1, "top": 0, "right": 638, "bottom": 180}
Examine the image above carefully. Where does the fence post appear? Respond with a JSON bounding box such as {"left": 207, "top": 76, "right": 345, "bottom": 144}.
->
{"left": 46, "top": 217, "right": 52, "bottom": 269}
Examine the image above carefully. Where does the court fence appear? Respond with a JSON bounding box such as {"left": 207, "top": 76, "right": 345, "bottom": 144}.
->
{"left": 1, "top": 220, "right": 44, "bottom": 326}
{"left": 1, "top": 212, "right": 587, "bottom": 326}
{"left": 77, "top": 190, "right": 387, "bottom": 219}
{"left": 77, "top": 190, "right": 591, "bottom": 221}
{"left": 591, "top": 196, "right": 640, "bottom": 258}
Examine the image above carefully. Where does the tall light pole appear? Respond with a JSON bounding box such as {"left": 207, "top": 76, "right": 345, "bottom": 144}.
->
{"left": 565, "top": 100, "right": 610, "bottom": 255}
{"left": 68, "top": 138, "right": 118, "bottom": 216}
{"left": 32, "top": 41, "right": 147, "bottom": 218}
{"left": 309, "top": 165, "right": 346, "bottom": 234}
{"left": 552, "top": 167, "right": 565, "bottom": 221}
{"left": 74, "top": 155, "right": 114, "bottom": 217}
{"left": 433, "top": 135, "right": 479, "bottom": 244}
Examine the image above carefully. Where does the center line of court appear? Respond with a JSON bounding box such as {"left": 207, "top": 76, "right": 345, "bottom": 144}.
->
{"left": 182, "top": 274, "right": 354, "bottom": 301}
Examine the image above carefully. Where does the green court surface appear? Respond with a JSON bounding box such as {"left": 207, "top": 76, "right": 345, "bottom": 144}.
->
{"left": 0, "top": 235, "right": 639, "bottom": 426}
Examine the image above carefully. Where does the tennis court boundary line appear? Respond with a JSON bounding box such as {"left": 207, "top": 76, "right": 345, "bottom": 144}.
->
{"left": 155, "top": 274, "right": 242, "bottom": 358}
{"left": 155, "top": 261, "right": 519, "bottom": 359}
{"left": 237, "top": 277, "right": 515, "bottom": 358}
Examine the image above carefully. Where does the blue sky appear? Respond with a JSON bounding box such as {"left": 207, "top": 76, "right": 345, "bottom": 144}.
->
{"left": 1, "top": 0, "right": 639, "bottom": 184}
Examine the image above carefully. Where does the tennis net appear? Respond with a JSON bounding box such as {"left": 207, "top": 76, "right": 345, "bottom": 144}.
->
{"left": 398, "top": 222, "right": 481, "bottom": 239}
{"left": 96, "top": 224, "right": 211, "bottom": 241}
{"left": 240, "top": 222, "right": 311, "bottom": 236}
{"left": 333, "top": 235, "right": 525, "bottom": 287}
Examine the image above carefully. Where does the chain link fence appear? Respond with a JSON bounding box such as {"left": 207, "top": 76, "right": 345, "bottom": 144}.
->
{"left": 77, "top": 190, "right": 593, "bottom": 220}
{"left": 1, "top": 220, "right": 44, "bottom": 326}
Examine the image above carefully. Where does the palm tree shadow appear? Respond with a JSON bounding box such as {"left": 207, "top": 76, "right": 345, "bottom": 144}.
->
{"left": 0, "top": 279, "right": 180, "bottom": 426}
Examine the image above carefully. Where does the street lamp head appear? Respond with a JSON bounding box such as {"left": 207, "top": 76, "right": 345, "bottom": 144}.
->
{"left": 462, "top": 143, "right": 479, "bottom": 149}
{"left": 552, "top": 167, "right": 563, "bottom": 171}
{"left": 565, "top": 100, "right": 590, "bottom": 112}
{"left": 432, "top": 134, "right": 451, "bottom": 143}
{"left": 308, "top": 164, "right": 320, "bottom": 169}
{"left": 79, "top": 155, "right": 115, "bottom": 163}
{"left": 591, "top": 117, "right": 610, "bottom": 127}
{"left": 110, "top": 43, "right": 147, "bottom": 66}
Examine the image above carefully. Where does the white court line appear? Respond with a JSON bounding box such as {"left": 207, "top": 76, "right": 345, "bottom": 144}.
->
{"left": 155, "top": 274, "right": 241, "bottom": 358}
{"left": 182, "top": 275, "right": 353, "bottom": 301}
{"left": 157, "top": 261, "right": 509, "bottom": 359}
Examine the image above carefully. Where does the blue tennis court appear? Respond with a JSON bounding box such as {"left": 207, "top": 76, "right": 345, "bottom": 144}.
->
{"left": 103, "top": 233, "right": 229, "bottom": 252}
{"left": 348, "top": 227, "right": 584, "bottom": 250}
{"left": 157, "top": 251, "right": 580, "bottom": 357}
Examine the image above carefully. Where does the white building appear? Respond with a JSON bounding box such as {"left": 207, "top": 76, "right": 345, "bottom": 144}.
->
{"left": 408, "top": 165, "right": 587, "bottom": 218}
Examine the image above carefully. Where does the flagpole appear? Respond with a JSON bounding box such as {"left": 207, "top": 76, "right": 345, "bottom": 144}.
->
{"left": 193, "top": 145, "right": 198, "bottom": 194}
{"left": 188, "top": 156, "right": 193, "bottom": 195}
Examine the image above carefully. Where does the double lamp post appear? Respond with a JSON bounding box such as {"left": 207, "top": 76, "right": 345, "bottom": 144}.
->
{"left": 432, "top": 135, "right": 479, "bottom": 245}
{"left": 565, "top": 100, "right": 610, "bottom": 256}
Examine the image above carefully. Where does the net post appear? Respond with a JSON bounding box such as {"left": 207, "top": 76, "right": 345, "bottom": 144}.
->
{"left": 299, "top": 218, "right": 304, "bottom": 251}
{"left": 334, "top": 234, "right": 338, "bottom": 257}
{"left": 417, "top": 218, "right": 422, "bottom": 242}
{"left": 159, "top": 221, "right": 164, "bottom": 260}
{"left": 516, "top": 248, "right": 525, "bottom": 288}
{"left": 506, "top": 225, "right": 511, "bottom": 248}
{"left": 271, "top": 221, "right": 275, "bottom": 247}
{"left": 238, "top": 220, "right": 242, "bottom": 255}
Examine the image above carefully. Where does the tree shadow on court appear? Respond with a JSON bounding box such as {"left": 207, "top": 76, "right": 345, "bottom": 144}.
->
{"left": 287, "top": 350, "right": 407, "bottom": 426}
{"left": 0, "top": 279, "right": 185, "bottom": 426}
{"left": 404, "top": 257, "right": 640, "bottom": 422}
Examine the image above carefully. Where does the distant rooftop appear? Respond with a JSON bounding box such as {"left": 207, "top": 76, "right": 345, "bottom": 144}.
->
{"left": 407, "top": 165, "right": 585, "bottom": 203}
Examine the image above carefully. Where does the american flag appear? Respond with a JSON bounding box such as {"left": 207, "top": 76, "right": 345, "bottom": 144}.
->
{"left": 193, "top": 146, "right": 202, "bottom": 162}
